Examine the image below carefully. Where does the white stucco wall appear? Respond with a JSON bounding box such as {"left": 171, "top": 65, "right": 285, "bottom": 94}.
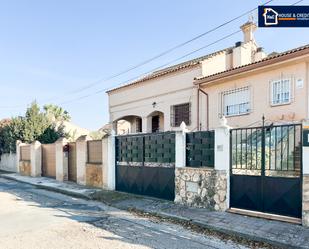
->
{"left": 108, "top": 66, "right": 202, "bottom": 132}
{"left": 202, "top": 52, "right": 230, "bottom": 77}
{"left": 108, "top": 38, "right": 261, "bottom": 133}
{"left": 233, "top": 41, "right": 256, "bottom": 68}
{"left": 0, "top": 153, "right": 17, "bottom": 172}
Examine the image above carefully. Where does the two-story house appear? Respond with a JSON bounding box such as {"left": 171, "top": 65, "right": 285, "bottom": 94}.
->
{"left": 194, "top": 44, "right": 309, "bottom": 129}
{"left": 107, "top": 21, "right": 266, "bottom": 134}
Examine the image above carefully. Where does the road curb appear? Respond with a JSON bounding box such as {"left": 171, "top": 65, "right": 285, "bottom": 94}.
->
{"left": 1, "top": 175, "right": 306, "bottom": 249}
{"left": 0, "top": 175, "right": 92, "bottom": 200}
{"left": 122, "top": 207, "right": 304, "bottom": 249}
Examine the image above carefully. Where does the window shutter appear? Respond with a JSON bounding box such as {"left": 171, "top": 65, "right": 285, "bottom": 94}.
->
{"left": 221, "top": 87, "right": 250, "bottom": 116}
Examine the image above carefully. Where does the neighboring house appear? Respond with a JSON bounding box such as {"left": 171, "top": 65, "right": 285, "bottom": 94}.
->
{"left": 59, "top": 121, "right": 90, "bottom": 141}
{"left": 194, "top": 44, "right": 309, "bottom": 129}
{"left": 97, "top": 121, "right": 130, "bottom": 136}
{"left": 115, "top": 120, "right": 131, "bottom": 135}
{"left": 107, "top": 21, "right": 266, "bottom": 134}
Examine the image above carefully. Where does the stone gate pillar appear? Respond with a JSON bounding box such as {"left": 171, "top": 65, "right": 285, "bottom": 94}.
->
{"left": 16, "top": 140, "right": 23, "bottom": 173}
{"left": 175, "top": 122, "right": 188, "bottom": 168}
{"left": 30, "top": 141, "right": 42, "bottom": 177}
{"left": 76, "top": 135, "right": 90, "bottom": 185}
{"left": 55, "top": 137, "right": 68, "bottom": 182}
{"left": 102, "top": 130, "right": 116, "bottom": 190}
{"left": 214, "top": 117, "right": 231, "bottom": 210}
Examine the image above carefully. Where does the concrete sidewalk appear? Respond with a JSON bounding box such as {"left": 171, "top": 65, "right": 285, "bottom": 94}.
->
{"left": 1, "top": 173, "right": 309, "bottom": 249}
{"left": 0, "top": 173, "right": 100, "bottom": 199}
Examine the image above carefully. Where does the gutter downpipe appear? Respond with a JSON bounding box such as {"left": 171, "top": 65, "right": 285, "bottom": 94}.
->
{"left": 197, "top": 84, "right": 209, "bottom": 131}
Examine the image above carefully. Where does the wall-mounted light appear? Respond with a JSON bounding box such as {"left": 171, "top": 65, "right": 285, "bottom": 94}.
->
{"left": 152, "top": 102, "right": 157, "bottom": 108}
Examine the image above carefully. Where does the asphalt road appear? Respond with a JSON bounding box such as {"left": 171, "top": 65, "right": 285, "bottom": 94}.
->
{"left": 0, "top": 178, "right": 255, "bottom": 249}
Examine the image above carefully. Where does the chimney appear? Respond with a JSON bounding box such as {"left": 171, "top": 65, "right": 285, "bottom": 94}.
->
{"left": 254, "top": 47, "right": 267, "bottom": 62}
{"left": 232, "top": 21, "right": 258, "bottom": 68}
{"left": 240, "top": 21, "right": 257, "bottom": 43}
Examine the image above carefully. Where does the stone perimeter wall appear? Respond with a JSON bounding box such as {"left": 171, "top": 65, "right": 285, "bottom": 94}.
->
{"left": 303, "top": 175, "right": 309, "bottom": 226}
{"left": 175, "top": 167, "right": 227, "bottom": 211}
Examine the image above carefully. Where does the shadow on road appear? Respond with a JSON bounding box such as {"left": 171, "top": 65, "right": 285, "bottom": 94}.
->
{"left": 0, "top": 178, "right": 242, "bottom": 249}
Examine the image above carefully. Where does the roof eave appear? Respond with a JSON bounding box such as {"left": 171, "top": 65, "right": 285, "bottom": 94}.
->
{"left": 106, "top": 63, "right": 201, "bottom": 94}
{"left": 194, "top": 46, "right": 309, "bottom": 86}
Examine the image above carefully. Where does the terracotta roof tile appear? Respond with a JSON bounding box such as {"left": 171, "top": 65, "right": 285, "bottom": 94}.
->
{"left": 195, "top": 44, "right": 309, "bottom": 83}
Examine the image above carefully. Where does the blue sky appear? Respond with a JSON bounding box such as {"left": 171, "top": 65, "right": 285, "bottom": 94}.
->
{"left": 0, "top": 0, "right": 308, "bottom": 130}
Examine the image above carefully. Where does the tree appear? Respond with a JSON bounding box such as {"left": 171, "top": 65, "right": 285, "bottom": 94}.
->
{"left": 23, "top": 102, "right": 50, "bottom": 143}
{"left": 0, "top": 119, "right": 13, "bottom": 155}
{"left": 43, "top": 104, "right": 71, "bottom": 122}
{"left": 0, "top": 102, "right": 69, "bottom": 155}
{"left": 38, "top": 124, "right": 66, "bottom": 143}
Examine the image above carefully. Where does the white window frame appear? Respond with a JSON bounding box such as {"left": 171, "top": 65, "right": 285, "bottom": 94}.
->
{"left": 221, "top": 86, "right": 251, "bottom": 117}
{"left": 270, "top": 78, "right": 292, "bottom": 106}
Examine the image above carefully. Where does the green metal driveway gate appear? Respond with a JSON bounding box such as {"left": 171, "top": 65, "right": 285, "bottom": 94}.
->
{"left": 115, "top": 132, "right": 175, "bottom": 201}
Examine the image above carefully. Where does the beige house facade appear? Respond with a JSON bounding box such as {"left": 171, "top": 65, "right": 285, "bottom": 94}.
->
{"left": 195, "top": 45, "right": 309, "bottom": 129}
{"left": 107, "top": 22, "right": 267, "bottom": 134}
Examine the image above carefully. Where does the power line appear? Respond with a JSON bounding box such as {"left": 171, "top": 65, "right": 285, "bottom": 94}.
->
{"left": 38, "top": 0, "right": 275, "bottom": 101}
{"left": 57, "top": 0, "right": 305, "bottom": 106}
{"left": 58, "top": 29, "right": 242, "bottom": 105}
{"left": 55, "top": 0, "right": 309, "bottom": 106}
{"left": 0, "top": 0, "right": 275, "bottom": 109}
{"left": 292, "top": 0, "right": 304, "bottom": 5}
{"left": 4, "top": 0, "right": 306, "bottom": 110}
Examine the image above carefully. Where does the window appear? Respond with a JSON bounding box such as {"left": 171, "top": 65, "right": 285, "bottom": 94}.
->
{"left": 222, "top": 87, "right": 250, "bottom": 116}
{"left": 171, "top": 103, "right": 191, "bottom": 127}
{"left": 271, "top": 79, "right": 291, "bottom": 105}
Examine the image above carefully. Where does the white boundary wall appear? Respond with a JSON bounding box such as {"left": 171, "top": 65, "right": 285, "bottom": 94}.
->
{"left": 0, "top": 153, "right": 17, "bottom": 172}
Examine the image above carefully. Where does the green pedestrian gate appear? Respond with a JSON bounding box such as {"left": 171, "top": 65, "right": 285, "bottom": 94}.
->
{"left": 115, "top": 132, "right": 175, "bottom": 200}
{"left": 230, "top": 123, "right": 302, "bottom": 218}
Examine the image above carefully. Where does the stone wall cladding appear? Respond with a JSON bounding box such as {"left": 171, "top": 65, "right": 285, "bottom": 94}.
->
{"left": 86, "top": 163, "right": 103, "bottom": 188}
{"left": 303, "top": 175, "right": 309, "bottom": 227}
{"left": 19, "top": 161, "right": 31, "bottom": 176}
{"left": 175, "top": 167, "right": 227, "bottom": 211}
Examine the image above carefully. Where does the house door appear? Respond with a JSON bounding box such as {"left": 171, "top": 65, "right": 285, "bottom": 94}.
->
{"left": 152, "top": 115, "right": 160, "bottom": 133}
{"left": 230, "top": 123, "right": 302, "bottom": 219}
